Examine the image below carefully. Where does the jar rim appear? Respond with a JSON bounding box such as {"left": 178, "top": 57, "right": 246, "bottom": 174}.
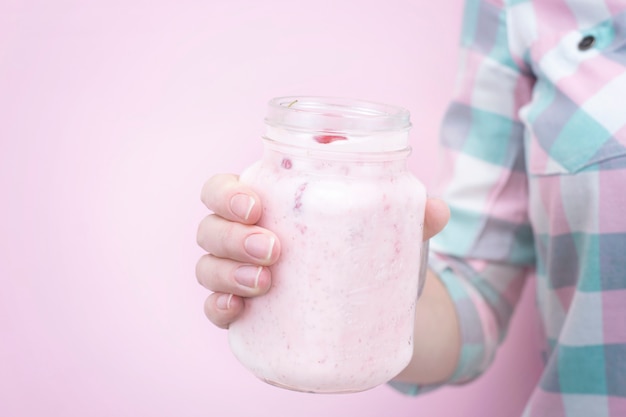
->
{"left": 265, "top": 96, "right": 411, "bottom": 134}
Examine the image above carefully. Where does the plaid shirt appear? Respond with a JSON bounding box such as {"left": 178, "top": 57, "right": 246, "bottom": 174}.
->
{"left": 392, "top": 0, "right": 626, "bottom": 415}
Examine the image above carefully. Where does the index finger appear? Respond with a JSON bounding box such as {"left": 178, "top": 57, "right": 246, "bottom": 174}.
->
{"left": 201, "top": 173, "right": 262, "bottom": 224}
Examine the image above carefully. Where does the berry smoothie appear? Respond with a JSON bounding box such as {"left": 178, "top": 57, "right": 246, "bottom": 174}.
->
{"left": 228, "top": 97, "right": 427, "bottom": 393}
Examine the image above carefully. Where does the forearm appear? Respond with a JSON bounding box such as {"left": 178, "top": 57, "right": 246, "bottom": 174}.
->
{"left": 392, "top": 268, "right": 461, "bottom": 385}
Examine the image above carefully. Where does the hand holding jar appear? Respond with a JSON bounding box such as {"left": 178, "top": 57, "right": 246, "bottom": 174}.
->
{"left": 196, "top": 97, "right": 450, "bottom": 393}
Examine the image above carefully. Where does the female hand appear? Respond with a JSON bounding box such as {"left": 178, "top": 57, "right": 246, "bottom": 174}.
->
{"left": 196, "top": 173, "right": 450, "bottom": 329}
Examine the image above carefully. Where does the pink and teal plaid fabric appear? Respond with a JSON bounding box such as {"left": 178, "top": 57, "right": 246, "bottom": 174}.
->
{"left": 392, "top": 0, "right": 626, "bottom": 415}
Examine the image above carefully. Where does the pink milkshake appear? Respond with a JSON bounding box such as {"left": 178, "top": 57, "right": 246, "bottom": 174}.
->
{"left": 228, "top": 97, "right": 427, "bottom": 393}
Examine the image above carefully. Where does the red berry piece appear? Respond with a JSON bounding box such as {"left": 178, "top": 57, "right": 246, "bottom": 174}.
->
{"left": 314, "top": 134, "right": 347, "bottom": 144}
{"left": 294, "top": 183, "right": 308, "bottom": 212}
{"left": 281, "top": 158, "right": 292, "bottom": 169}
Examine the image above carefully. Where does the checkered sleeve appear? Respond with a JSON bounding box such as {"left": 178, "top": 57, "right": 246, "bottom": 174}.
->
{"left": 391, "top": 0, "right": 537, "bottom": 394}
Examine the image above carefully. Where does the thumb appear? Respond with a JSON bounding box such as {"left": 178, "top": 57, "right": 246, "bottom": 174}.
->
{"left": 423, "top": 197, "right": 450, "bottom": 241}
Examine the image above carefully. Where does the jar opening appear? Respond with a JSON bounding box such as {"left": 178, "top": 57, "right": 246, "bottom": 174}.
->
{"left": 264, "top": 96, "right": 412, "bottom": 152}
{"left": 265, "top": 96, "right": 411, "bottom": 134}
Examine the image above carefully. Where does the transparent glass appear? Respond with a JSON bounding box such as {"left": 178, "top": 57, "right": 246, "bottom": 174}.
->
{"left": 228, "top": 96, "right": 427, "bottom": 393}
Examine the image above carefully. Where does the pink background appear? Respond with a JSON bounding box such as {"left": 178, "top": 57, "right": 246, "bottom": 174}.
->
{"left": 0, "top": 1, "right": 543, "bottom": 416}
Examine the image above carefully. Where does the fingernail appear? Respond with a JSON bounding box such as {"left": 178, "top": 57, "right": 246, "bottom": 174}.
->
{"left": 216, "top": 293, "right": 233, "bottom": 310}
{"left": 244, "top": 234, "right": 275, "bottom": 261}
{"left": 234, "top": 265, "right": 263, "bottom": 288}
{"left": 230, "top": 194, "right": 255, "bottom": 221}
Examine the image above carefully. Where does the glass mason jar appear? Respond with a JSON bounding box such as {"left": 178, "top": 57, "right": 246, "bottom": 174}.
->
{"left": 228, "top": 96, "right": 427, "bottom": 393}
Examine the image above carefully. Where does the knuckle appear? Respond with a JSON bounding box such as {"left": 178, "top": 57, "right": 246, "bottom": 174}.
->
{"left": 201, "top": 173, "right": 235, "bottom": 211}
{"left": 195, "top": 255, "right": 210, "bottom": 286}
{"left": 196, "top": 254, "right": 243, "bottom": 294}
{"left": 201, "top": 175, "right": 220, "bottom": 204}
{"left": 216, "top": 220, "right": 238, "bottom": 252}
{"left": 197, "top": 214, "right": 231, "bottom": 252}
{"left": 196, "top": 255, "right": 223, "bottom": 292}
{"left": 204, "top": 294, "right": 235, "bottom": 329}
{"left": 196, "top": 215, "right": 211, "bottom": 247}
{"left": 203, "top": 296, "right": 222, "bottom": 326}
